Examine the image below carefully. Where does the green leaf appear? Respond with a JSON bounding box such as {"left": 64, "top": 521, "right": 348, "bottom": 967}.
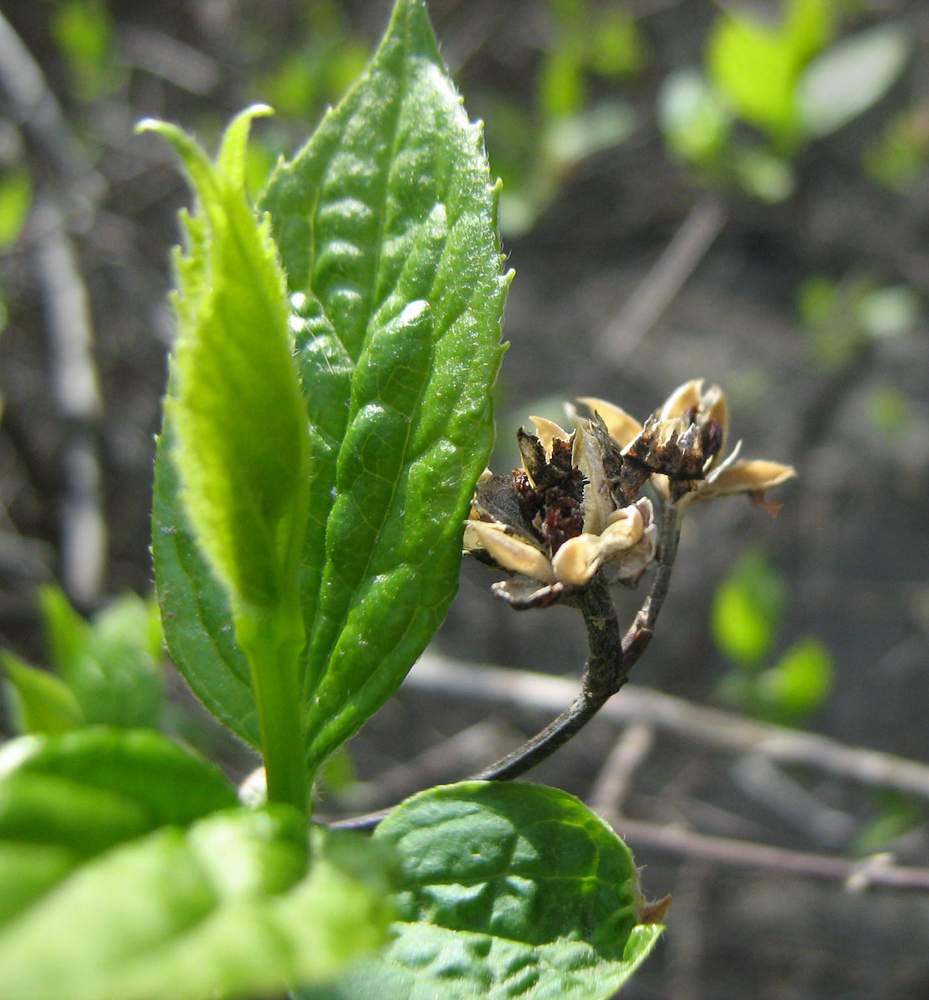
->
{"left": 756, "top": 637, "right": 832, "bottom": 721}
{"left": 589, "top": 11, "right": 648, "bottom": 79}
{"left": 539, "top": 46, "right": 588, "bottom": 119}
{"left": 542, "top": 100, "right": 636, "bottom": 169}
{"left": 0, "top": 727, "right": 237, "bottom": 833}
{"left": 858, "top": 285, "right": 920, "bottom": 340}
{"left": 707, "top": 0, "right": 831, "bottom": 147}
{"left": 708, "top": 11, "right": 801, "bottom": 143}
{"left": 0, "top": 169, "right": 32, "bottom": 249}
{"left": 0, "top": 728, "right": 393, "bottom": 1000}
{"left": 711, "top": 549, "right": 785, "bottom": 667}
{"left": 51, "top": 0, "right": 120, "bottom": 101}
{"left": 784, "top": 0, "right": 834, "bottom": 67}
{"left": 37, "top": 586, "right": 164, "bottom": 730}
{"left": 866, "top": 384, "right": 910, "bottom": 438}
{"left": 1, "top": 652, "right": 84, "bottom": 735}
{"left": 143, "top": 105, "right": 312, "bottom": 807}
{"left": 799, "top": 24, "right": 911, "bottom": 138}
{"left": 854, "top": 791, "right": 923, "bottom": 855}
{"left": 154, "top": 0, "right": 508, "bottom": 771}
{"left": 304, "top": 782, "right": 661, "bottom": 1000}
{"left": 732, "top": 147, "right": 795, "bottom": 203}
{"left": 862, "top": 110, "right": 929, "bottom": 194}
{"left": 265, "top": 0, "right": 508, "bottom": 769}
{"left": 658, "top": 68, "right": 731, "bottom": 166}
{"left": 143, "top": 107, "right": 309, "bottom": 623}
{"left": 152, "top": 426, "right": 261, "bottom": 747}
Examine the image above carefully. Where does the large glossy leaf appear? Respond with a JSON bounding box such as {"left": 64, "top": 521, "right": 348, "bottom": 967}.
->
{"left": 264, "top": 0, "right": 508, "bottom": 769}
{"left": 153, "top": 0, "right": 509, "bottom": 769}
{"left": 304, "top": 782, "right": 663, "bottom": 1000}
{"left": 0, "top": 728, "right": 394, "bottom": 1000}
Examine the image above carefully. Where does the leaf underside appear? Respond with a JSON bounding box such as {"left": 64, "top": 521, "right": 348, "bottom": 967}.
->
{"left": 0, "top": 728, "right": 393, "bottom": 1000}
{"left": 153, "top": 0, "right": 508, "bottom": 766}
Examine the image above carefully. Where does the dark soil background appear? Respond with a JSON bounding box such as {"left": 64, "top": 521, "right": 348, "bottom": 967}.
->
{"left": 2, "top": 1, "right": 929, "bottom": 998}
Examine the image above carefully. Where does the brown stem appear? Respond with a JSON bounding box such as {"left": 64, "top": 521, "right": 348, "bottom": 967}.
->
{"left": 327, "top": 502, "right": 681, "bottom": 832}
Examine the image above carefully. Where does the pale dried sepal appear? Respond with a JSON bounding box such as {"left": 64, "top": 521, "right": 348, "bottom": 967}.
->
{"left": 652, "top": 472, "right": 671, "bottom": 501}
{"left": 529, "top": 415, "right": 570, "bottom": 457}
{"left": 708, "top": 459, "right": 796, "bottom": 497}
{"left": 702, "top": 383, "right": 730, "bottom": 461}
{"left": 492, "top": 578, "right": 565, "bottom": 609}
{"left": 659, "top": 379, "right": 702, "bottom": 421}
{"left": 462, "top": 520, "right": 490, "bottom": 552}
{"left": 603, "top": 503, "right": 645, "bottom": 547}
{"left": 551, "top": 533, "right": 603, "bottom": 587}
{"left": 576, "top": 396, "right": 643, "bottom": 447}
{"left": 466, "top": 520, "right": 555, "bottom": 583}
{"left": 572, "top": 420, "right": 613, "bottom": 535}
{"left": 615, "top": 523, "right": 657, "bottom": 581}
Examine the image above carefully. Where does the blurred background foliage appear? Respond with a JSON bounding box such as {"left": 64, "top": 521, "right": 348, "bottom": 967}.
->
{"left": 1, "top": 1, "right": 929, "bottom": 997}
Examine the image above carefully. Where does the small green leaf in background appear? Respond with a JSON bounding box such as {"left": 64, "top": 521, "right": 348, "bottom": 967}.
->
{"left": 35, "top": 585, "right": 163, "bottom": 731}
{"left": 863, "top": 108, "right": 929, "bottom": 194}
{"left": 658, "top": 68, "right": 731, "bottom": 167}
{"left": 0, "top": 728, "right": 393, "bottom": 1000}
{"left": 50, "top": 0, "right": 121, "bottom": 101}
{"left": 854, "top": 791, "right": 924, "bottom": 855}
{"left": 858, "top": 285, "right": 920, "bottom": 340}
{"left": 542, "top": 100, "right": 636, "bottom": 171}
{"left": 708, "top": 10, "right": 798, "bottom": 144}
{"left": 755, "top": 637, "right": 833, "bottom": 722}
{"left": 539, "top": 45, "right": 588, "bottom": 120}
{"left": 1, "top": 652, "right": 84, "bottom": 735}
{"left": 302, "top": 782, "right": 662, "bottom": 1000}
{"left": 708, "top": 0, "right": 832, "bottom": 146}
{"left": 589, "top": 9, "right": 648, "bottom": 79}
{"left": 0, "top": 169, "right": 32, "bottom": 249}
{"left": 254, "top": 0, "right": 368, "bottom": 122}
{"left": 731, "top": 147, "right": 795, "bottom": 202}
{"left": 712, "top": 549, "right": 786, "bottom": 667}
{"left": 866, "top": 385, "right": 911, "bottom": 439}
{"left": 796, "top": 274, "right": 919, "bottom": 370}
{"left": 799, "top": 23, "right": 911, "bottom": 139}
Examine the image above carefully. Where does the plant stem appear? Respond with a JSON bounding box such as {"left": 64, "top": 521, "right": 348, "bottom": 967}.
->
{"left": 329, "top": 502, "right": 681, "bottom": 831}
{"left": 239, "top": 610, "right": 309, "bottom": 815}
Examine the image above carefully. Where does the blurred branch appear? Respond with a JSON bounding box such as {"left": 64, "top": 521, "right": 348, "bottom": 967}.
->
{"left": 731, "top": 753, "right": 856, "bottom": 848}
{"left": 120, "top": 27, "right": 220, "bottom": 96}
{"left": 0, "top": 11, "right": 103, "bottom": 196}
{"left": 336, "top": 720, "right": 519, "bottom": 812}
{"left": 590, "top": 722, "right": 655, "bottom": 815}
{"left": 31, "top": 199, "right": 106, "bottom": 608}
{"left": 611, "top": 814, "right": 929, "bottom": 893}
{"left": 596, "top": 194, "right": 728, "bottom": 364}
{"left": 406, "top": 653, "right": 929, "bottom": 803}
{"left": 0, "top": 13, "right": 107, "bottom": 607}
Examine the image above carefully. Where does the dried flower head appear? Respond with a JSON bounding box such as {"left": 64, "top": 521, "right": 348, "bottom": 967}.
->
{"left": 464, "top": 416, "right": 657, "bottom": 608}
{"left": 578, "top": 379, "right": 796, "bottom": 513}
